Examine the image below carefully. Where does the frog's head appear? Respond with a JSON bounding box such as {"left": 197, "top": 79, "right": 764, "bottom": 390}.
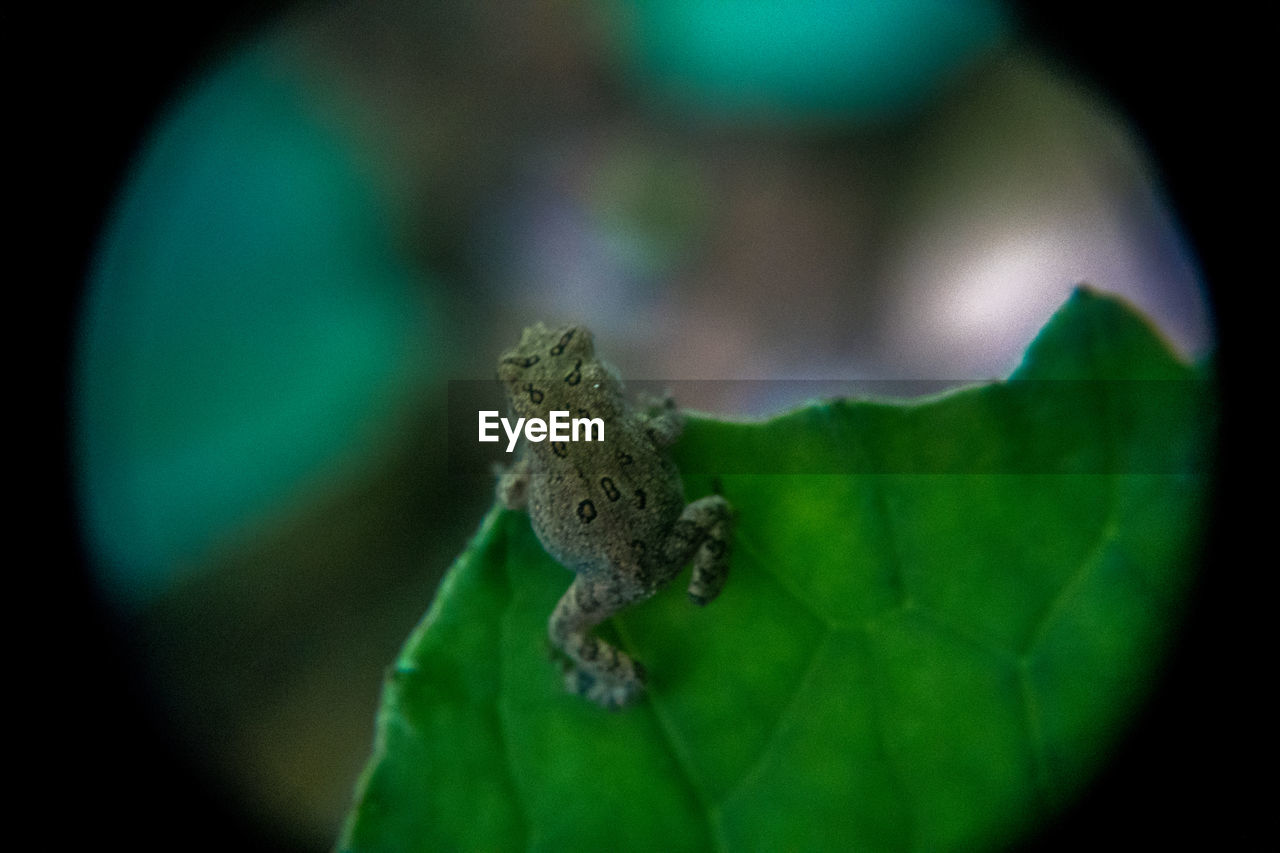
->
{"left": 497, "top": 322, "right": 596, "bottom": 413}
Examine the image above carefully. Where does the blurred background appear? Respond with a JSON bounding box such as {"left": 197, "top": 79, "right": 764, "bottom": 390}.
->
{"left": 62, "top": 1, "right": 1223, "bottom": 850}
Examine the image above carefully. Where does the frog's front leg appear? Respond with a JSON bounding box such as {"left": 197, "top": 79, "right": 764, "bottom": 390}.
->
{"left": 661, "top": 495, "right": 734, "bottom": 605}
{"left": 638, "top": 392, "right": 683, "bottom": 448}
{"left": 496, "top": 456, "right": 530, "bottom": 509}
{"left": 549, "top": 574, "right": 650, "bottom": 709}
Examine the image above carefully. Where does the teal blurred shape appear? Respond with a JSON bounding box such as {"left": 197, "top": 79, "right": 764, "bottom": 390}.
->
{"left": 74, "top": 41, "right": 435, "bottom": 606}
{"left": 617, "top": 0, "right": 1009, "bottom": 122}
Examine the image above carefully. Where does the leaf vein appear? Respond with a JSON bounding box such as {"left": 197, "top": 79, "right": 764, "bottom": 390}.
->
{"left": 865, "top": 627, "right": 917, "bottom": 851}
{"left": 871, "top": 475, "right": 909, "bottom": 610}
{"left": 1017, "top": 661, "right": 1051, "bottom": 807}
{"left": 1021, "top": 486, "right": 1121, "bottom": 657}
{"left": 614, "top": 619, "right": 726, "bottom": 853}
{"left": 717, "top": 627, "right": 833, "bottom": 809}
{"left": 739, "top": 531, "right": 833, "bottom": 629}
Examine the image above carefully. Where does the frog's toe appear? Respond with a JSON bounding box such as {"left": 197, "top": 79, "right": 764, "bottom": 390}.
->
{"left": 596, "top": 677, "right": 645, "bottom": 710}
{"left": 566, "top": 667, "right": 597, "bottom": 696}
{"left": 565, "top": 666, "right": 644, "bottom": 709}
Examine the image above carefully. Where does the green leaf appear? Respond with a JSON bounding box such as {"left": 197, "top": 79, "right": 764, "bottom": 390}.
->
{"left": 340, "top": 287, "right": 1213, "bottom": 852}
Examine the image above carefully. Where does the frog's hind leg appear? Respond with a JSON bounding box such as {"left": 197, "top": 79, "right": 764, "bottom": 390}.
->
{"left": 662, "top": 495, "right": 733, "bottom": 606}
{"left": 549, "top": 576, "right": 649, "bottom": 709}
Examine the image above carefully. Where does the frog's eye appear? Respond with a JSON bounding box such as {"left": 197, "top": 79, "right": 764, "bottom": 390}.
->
{"left": 502, "top": 354, "right": 539, "bottom": 369}
{"left": 549, "top": 329, "right": 575, "bottom": 356}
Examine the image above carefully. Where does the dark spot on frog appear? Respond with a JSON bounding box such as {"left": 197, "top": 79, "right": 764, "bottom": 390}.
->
{"left": 524, "top": 383, "right": 544, "bottom": 404}
{"left": 503, "top": 354, "right": 539, "bottom": 368}
{"left": 565, "top": 359, "right": 582, "bottom": 385}
{"left": 600, "top": 477, "right": 620, "bottom": 501}
{"left": 550, "top": 329, "right": 575, "bottom": 356}
{"left": 577, "top": 499, "right": 597, "bottom": 523}
{"left": 633, "top": 488, "right": 646, "bottom": 510}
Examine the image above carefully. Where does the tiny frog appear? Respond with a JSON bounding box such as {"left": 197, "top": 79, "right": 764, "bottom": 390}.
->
{"left": 496, "top": 322, "right": 732, "bottom": 709}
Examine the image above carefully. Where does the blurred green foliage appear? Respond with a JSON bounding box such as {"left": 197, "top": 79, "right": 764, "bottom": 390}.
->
{"left": 618, "top": 0, "right": 1009, "bottom": 122}
{"left": 75, "top": 43, "right": 435, "bottom": 603}
{"left": 339, "top": 289, "right": 1212, "bottom": 851}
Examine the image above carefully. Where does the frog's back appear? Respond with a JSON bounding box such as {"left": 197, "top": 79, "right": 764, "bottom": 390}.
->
{"left": 526, "top": 424, "right": 684, "bottom": 575}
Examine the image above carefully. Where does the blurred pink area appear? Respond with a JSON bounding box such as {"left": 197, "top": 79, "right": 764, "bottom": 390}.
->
{"left": 447, "top": 54, "right": 1209, "bottom": 415}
